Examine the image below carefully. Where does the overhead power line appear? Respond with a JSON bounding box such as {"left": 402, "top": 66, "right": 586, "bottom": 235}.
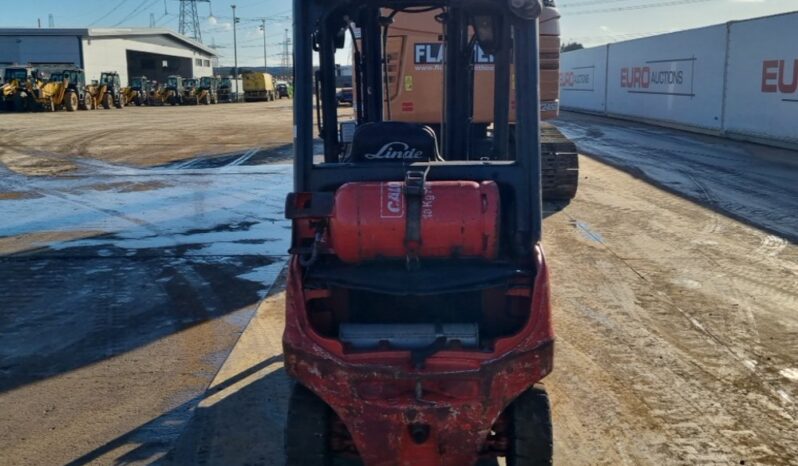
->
{"left": 560, "top": 0, "right": 641, "bottom": 8}
{"left": 113, "top": 0, "right": 161, "bottom": 27}
{"left": 89, "top": 0, "right": 130, "bottom": 26}
{"left": 566, "top": 0, "right": 722, "bottom": 16}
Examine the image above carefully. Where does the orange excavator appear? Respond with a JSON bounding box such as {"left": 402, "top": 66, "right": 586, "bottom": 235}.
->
{"left": 362, "top": 0, "right": 578, "bottom": 200}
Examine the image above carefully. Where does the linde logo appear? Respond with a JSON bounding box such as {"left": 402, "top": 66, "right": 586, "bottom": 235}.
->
{"left": 365, "top": 142, "right": 424, "bottom": 160}
{"left": 380, "top": 182, "right": 404, "bottom": 218}
{"left": 619, "top": 58, "right": 695, "bottom": 97}
{"left": 761, "top": 59, "right": 798, "bottom": 94}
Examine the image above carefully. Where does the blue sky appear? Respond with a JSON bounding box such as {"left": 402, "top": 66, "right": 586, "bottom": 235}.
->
{"left": 1, "top": 0, "right": 795, "bottom": 66}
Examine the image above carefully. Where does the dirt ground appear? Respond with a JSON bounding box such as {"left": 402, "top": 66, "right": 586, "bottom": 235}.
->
{"left": 164, "top": 156, "right": 798, "bottom": 466}
{"left": 0, "top": 100, "right": 295, "bottom": 175}
{"left": 0, "top": 107, "right": 796, "bottom": 465}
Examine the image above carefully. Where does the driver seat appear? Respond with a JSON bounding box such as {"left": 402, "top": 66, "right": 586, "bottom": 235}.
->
{"left": 349, "top": 122, "right": 442, "bottom": 163}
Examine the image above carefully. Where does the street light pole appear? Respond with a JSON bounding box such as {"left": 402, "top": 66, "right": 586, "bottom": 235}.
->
{"left": 261, "top": 19, "right": 268, "bottom": 69}
{"left": 231, "top": 4, "right": 239, "bottom": 101}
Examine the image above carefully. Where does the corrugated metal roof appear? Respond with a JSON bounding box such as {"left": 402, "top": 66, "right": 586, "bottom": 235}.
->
{"left": 0, "top": 27, "right": 218, "bottom": 57}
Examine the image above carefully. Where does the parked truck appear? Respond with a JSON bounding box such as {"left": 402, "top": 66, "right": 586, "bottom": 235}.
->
{"left": 243, "top": 71, "right": 277, "bottom": 102}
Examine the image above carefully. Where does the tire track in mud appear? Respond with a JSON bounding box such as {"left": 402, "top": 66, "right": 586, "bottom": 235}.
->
{"left": 546, "top": 157, "right": 798, "bottom": 465}
{"left": 554, "top": 114, "right": 798, "bottom": 244}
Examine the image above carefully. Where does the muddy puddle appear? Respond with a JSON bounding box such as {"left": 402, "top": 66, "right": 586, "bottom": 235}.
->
{"left": 0, "top": 153, "right": 293, "bottom": 464}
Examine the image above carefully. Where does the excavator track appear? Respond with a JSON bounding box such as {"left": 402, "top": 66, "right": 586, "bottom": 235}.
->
{"left": 541, "top": 122, "right": 579, "bottom": 200}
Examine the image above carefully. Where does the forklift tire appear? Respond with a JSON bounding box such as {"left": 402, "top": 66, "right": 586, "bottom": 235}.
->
{"left": 102, "top": 93, "right": 112, "bottom": 109}
{"left": 286, "top": 384, "right": 332, "bottom": 466}
{"left": 507, "top": 385, "right": 553, "bottom": 466}
{"left": 65, "top": 92, "right": 79, "bottom": 112}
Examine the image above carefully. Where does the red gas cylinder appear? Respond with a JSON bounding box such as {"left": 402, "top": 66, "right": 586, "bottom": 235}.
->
{"left": 329, "top": 181, "right": 500, "bottom": 263}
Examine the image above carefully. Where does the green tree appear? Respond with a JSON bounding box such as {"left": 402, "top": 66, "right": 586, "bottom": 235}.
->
{"left": 560, "top": 42, "right": 584, "bottom": 53}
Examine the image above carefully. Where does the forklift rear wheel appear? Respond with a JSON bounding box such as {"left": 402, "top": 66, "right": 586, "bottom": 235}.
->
{"left": 507, "top": 385, "right": 553, "bottom": 466}
{"left": 65, "top": 91, "right": 79, "bottom": 112}
{"left": 286, "top": 384, "right": 332, "bottom": 466}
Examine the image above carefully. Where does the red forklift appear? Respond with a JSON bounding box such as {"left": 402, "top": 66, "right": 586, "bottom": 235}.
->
{"left": 284, "top": 0, "right": 554, "bottom": 464}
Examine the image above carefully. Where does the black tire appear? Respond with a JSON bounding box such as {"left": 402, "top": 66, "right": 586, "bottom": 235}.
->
{"left": 65, "top": 91, "right": 78, "bottom": 112}
{"left": 507, "top": 385, "right": 553, "bottom": 466}
{"left": 102, "top": 93, "right": 112, "bottom": 109}
{"left": 13, "top": 93, "right": 27, "bottom": 112}
{"left": 115, "top": 96, "right": 124, "bottom": 109}
{"left": 81, "top": 93, "right": 92, "bottom": 110}
{"left": 286, "top": 384, "right": 332, "bottom": 466}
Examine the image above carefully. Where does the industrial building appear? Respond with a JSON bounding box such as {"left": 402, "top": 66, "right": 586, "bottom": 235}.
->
{"left": 0, "top": 28, "right": 218, "bottom": 85}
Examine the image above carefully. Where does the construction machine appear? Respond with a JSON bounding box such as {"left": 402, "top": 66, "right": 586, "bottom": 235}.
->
{"left": 285, "top": 0, "right": 554, "bottom": 464}
{"left": 147, "top": 81, "right": 169, "bottom": 106}
{"left": 181, "top": 78, "right": 201, "bottom": 105}
{"left": 1, "top": 66, "right": 37, "bottom": 112}
{"left": 30, "top": 71, "right": 81, "bottom": 112}
{"left": 363, "top": 0, "right": 578, "bottom": 200}
{"left": 165, "top": 75, "right": 185, "bottom": 105}
{"left": 86, "top": 72, "right": 125, "bottom": 109}
{"left": 243, "top": 71, "right": 277, "bottom": 102}
{"left": 125, "top": 76, "right": 151, "bottom": 106}
{"left": 218, "top": 76, "right": 242, "bottom": 103}
{"left": 198, "top": 76, "right": 219, "bottom": 104}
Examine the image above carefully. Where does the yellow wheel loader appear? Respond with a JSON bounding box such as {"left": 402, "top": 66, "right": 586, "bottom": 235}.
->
{"left": 86, "top": 72, "right": 125, "bottom": 110}
{"left": 147, "top": 82, "right": 169, "bottom": 106}
{"left": 181, "top": 78, "right": 200, "bottom": 105}
{"left": 1, "top": 66, "right": 39, "bottom": 112}
{"left": 164, "top": 75, "right": 185, "bottom": 105}
{"left": 197, "top": 76, "right": 219, "bottom": 105}
{"left": 124, "top": 76, "right": 151, "bottom": 106}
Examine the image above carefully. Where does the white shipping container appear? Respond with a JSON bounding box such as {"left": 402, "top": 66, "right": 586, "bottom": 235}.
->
{"left": 724, "top": 12, "right": 798, "bottom": 144}
{"left": 560, "top": 45, "right": 608, "bottom": 113}
{"left": 605, "top": 25, "right": 727, "bottom": 130}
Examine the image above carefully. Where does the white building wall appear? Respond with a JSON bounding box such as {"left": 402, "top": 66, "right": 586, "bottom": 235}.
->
{"left": 605, "top": 25, "right": 727, "bottom": 130}
{"left": 560, "top": 12, "right": 798, "bottom": 147}
{"left": 724, "top": 12, "right": 798, "bottom": 144}
{"left": 560, "top": 45, "right": 608, "bottom": 113}
{"left": 82, "top": 36, "right": 215, "bottom": 84}
{"left": 81, "top": 38, "right": 130, "bottom": 84}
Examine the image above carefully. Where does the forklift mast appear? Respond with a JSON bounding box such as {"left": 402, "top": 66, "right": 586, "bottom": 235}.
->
{"left": 294, "top": 0, "right": 544, "bottom": 249}
{"left": 286, "top": 1, "right": 553, "bottom": 464}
